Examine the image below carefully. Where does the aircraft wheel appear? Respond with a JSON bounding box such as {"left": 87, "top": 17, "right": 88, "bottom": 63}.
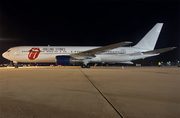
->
{"left": 13, "top": 61, "right": 18, "bottom": 68}
{"left": 15, "top": 65, "right": 18, "bottom": 68}
{"left": 86, "top": 64, "right": 90, "bottom": 68}
{"left": 81, "top": 65, "right": 86, "bottom": 68}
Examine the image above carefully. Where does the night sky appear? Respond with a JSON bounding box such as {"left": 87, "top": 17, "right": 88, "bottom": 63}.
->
{"left": 0, "top": 1, "right": 179, "bottom": 64}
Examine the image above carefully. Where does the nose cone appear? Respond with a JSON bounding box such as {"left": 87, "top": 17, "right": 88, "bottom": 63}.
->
{"left": 2, "top": 52, "right": 7, "bottom": 59}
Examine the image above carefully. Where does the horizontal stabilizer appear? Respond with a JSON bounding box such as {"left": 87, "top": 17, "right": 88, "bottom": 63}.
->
{"left": 142, "top": 47, "right": 176, "bottom": 55}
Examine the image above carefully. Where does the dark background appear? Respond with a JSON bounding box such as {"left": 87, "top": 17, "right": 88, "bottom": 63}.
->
{"left": 0, "top": 1, "right": 179, "bottom": 64}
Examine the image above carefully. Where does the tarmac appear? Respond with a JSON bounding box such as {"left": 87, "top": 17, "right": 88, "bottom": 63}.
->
{"left": 0, "top": 66, "right": 179, "bottom": 118}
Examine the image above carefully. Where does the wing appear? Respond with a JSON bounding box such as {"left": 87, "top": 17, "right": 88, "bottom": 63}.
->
{"left": 70, "top": 41, "right": 132, "bottom": 59}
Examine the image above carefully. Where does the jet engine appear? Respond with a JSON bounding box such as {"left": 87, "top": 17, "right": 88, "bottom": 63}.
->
{"left": 56, "top": 56, "right": 82, "bottom": 65}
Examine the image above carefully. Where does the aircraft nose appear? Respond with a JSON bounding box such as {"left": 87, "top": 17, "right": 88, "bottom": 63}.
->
{"left": 2, "top": 52, "right": 7, "bottom": 58}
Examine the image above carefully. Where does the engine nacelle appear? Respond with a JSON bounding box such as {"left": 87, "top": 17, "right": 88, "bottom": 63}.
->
{"left": 56, "top": 56, "right": 82, "bottom": 65}
{"left": 56, "top": 56, "right": 70, "bottom": 65}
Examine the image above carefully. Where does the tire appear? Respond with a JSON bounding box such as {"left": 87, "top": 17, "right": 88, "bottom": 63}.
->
{"left": 81, "top": 65, "right": 86, "bottom": 68}
{"left": 86, "top": 65, "right": 90, "bottom": 68}
{"left": 15, "top": 65, "right": 18, "bottom": 68}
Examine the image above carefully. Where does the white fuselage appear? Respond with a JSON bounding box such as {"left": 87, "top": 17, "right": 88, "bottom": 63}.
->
{"left": 2, "top": 23, "right": 171, "bottom": 66}
{"left": 2, "top": 46, "right": 158, "bottom": 64}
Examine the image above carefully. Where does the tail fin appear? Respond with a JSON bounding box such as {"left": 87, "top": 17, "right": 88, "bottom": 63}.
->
{"left": 133, "top": 23, "right": 163, "bottom": 50}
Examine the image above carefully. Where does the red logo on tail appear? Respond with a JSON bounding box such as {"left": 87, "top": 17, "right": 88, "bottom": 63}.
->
{"left": 28, "top": 48, "right": 41, "bottom": 60}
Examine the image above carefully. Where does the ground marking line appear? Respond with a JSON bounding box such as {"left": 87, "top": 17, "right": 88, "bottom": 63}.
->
{"left": 80, "top": 69, "right": 124, "bottom": 118}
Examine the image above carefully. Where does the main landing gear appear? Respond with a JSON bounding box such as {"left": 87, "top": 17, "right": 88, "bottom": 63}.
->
{"left": 81, "top": 64, "right": 90, "bottom": 68}
{"left": 81, "top": 59, "right": 91, "bottom": 68}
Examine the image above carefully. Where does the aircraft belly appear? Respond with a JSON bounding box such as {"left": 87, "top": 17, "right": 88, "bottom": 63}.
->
{"left": 97, "top": 54, "right": 133, "bottom": 62}
{"left": 134, "top": 54, "right": 158, "bottom": 60}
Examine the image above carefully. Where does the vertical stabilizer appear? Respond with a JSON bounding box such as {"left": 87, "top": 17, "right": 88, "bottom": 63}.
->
{"left": 133, "top": 23, "right": 163, "bottom": 50}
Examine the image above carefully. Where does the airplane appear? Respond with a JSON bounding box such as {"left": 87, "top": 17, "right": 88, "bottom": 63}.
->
{"left": 2, "top": 23, "right": 176, "bottom": 68}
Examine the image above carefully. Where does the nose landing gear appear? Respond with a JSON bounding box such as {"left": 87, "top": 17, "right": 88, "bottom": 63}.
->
{"left": 13, "top": 61, "right": 18, "bottom": 68}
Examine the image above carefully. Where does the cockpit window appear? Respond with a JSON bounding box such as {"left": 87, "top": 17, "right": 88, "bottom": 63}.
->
{"left": 7, "top": 50, "right": 10, "bottom": 52}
